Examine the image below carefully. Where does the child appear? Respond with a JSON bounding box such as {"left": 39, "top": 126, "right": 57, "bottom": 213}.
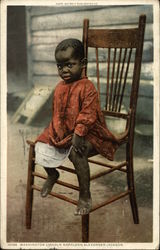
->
{"left": 35, "top": 38, "right": 118, "bottom": 215}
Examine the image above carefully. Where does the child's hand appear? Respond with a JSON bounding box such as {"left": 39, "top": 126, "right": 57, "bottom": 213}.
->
{"left": 72, "top": 134, "right": 86, "bottom": 157}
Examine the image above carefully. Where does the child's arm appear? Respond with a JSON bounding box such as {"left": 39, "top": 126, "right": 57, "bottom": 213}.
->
{"left": 75, "top": 82, "right": 99, "bottom": 137}
{"left": 72, "top": 81, "right": 99, "bottom": 156}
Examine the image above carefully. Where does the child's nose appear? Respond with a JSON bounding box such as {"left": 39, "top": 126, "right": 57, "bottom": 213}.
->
{"left": 62, "top": 65, "right": 69, "bottom": 73}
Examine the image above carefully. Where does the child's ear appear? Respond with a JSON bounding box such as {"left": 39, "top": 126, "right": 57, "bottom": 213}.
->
{"left": 81, "top": 58, "right": 88, "bottom": 67}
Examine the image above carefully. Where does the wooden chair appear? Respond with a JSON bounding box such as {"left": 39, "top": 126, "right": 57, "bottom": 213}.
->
{"left": 26, "top": 15, "right": 146, "bottom": 242}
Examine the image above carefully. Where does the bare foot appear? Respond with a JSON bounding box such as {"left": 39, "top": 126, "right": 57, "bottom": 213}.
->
{"left": 75, "top": 197, "right": 92, "bottom": 215}
{"left": 41, "top": 171, "right": 59, "bottom": 198}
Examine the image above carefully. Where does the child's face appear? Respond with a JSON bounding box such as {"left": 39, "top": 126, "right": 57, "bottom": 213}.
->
{"left": 55, "top": 47, "right": 84, "bottom": 83}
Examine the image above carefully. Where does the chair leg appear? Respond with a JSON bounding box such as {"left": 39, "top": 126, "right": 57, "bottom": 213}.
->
{"left": 82, "top": 214, "right": 89, "bottom": 242}
{"left": 129, "top": 188, "right": 139, "bottom": 224}
{"left": 126, "top": 144, "right": 139, "bottom": 224}
{"left": 26, "top": 144, "right": 35, "bottom": 229}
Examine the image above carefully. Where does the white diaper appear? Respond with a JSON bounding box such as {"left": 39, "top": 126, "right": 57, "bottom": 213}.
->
{"left": 35, "top": 142, "right": 72, "bottom": 168}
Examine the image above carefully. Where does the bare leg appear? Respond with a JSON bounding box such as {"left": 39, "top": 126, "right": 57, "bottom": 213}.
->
{"left": 69, "top": 140, "right": 95, "bottom": 215}
{"left": 41, "top": 167, "right": 59, "bottom": 197}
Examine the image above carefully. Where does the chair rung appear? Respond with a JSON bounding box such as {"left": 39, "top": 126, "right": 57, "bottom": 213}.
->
{"left": 88, "top": 159, "right": 127, "bottom": 172}
{"left": 33, "top": 160, "right": 127, "bottom": 173}
{"left": 91, "top": 190, "right": 131, "bottom": 213}
{"left": 32, "top": 171, "right": 46, "bottom": 179}
{"left": 57, "top": 165, "right": 76, "bottom": 174}
{"left": 90, "top": 163, "right": 127, "bottom": 180}
{"left": 32, "top": 184, "right": 78, "bottom": 205}
{"left": 32, "top": 184, "right": 131, "bottom": 213}
{"left": 57, "top": 180, "right": 79, "bottom": 191}
{"left": 32, "top": 171, "right": 79, "bottom": 191}
{"left": 102, "top": 110, "right": 129, "bottom": 119}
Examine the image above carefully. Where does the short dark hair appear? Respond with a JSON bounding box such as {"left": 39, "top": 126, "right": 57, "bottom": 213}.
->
{"left": 55, "top": 38, "right": 84, "bottom": 60}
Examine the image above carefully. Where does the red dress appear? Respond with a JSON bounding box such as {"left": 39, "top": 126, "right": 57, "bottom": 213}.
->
{"left": 36, "top": 77, "right": 118, "bottom": 161}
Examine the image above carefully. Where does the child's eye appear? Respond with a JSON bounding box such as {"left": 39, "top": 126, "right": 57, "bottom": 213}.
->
{"left": 57, "top": 64, "right": 62, "bottom": 70}
{"left": 67, "top": 63, "right": 73, "bottom": 68}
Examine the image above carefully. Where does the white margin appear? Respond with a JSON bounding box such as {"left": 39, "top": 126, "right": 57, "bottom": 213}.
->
{"left": 1, "top": 0, "right": 7, "bottom": 248}
{"left": 153, "top": 0, "right": 160, "bottom": 248}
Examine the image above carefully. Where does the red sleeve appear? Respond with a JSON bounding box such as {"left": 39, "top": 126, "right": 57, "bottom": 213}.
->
{"left": 74, "top": 82, "right": 99, "bottom": 136}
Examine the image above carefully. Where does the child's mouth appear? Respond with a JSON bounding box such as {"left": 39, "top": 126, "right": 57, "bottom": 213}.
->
{"left": 63, "top": 75, "right": 71, "bottom": 81}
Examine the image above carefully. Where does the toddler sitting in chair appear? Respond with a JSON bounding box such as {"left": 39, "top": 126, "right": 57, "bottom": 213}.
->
{"left": 35, "top": 38, "right": 118, "bottom": 215}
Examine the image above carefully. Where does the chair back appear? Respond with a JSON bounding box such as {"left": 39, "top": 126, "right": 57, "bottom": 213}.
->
{"left": 82, "top": 15, "right": 146, "bottom": 136}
